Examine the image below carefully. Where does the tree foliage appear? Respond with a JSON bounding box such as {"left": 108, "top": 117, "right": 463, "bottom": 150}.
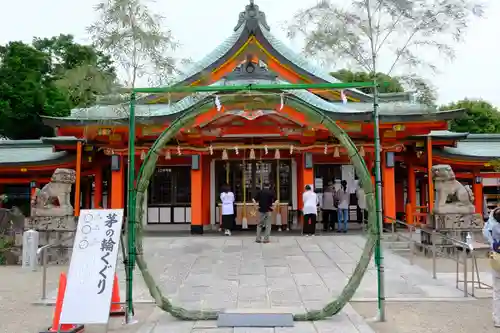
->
{"left": 441, "top": 99, "right": 500, "bottom": 133}
{"left": 0, "top": 35, "right": 116, "bottom": 139}
{"left": 87, "top": 0, "right": 181, "bottom": 89}
{"left": 330, "top": 69, "right": 437, "bottom": 105}
{"left": 287, "top": 0, "right": 483, "bottom": 103}
{"left": 331, "top": 69, "right": 404, "bottom": 94}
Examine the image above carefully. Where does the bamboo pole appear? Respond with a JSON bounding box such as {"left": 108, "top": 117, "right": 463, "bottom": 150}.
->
{"left": 131, "top": 82, "right": 377, "bottom": 94}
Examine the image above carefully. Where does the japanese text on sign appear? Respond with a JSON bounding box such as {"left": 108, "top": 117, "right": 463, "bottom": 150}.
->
{"left": 60, "top": 209, "right": 124, "bottom": 325}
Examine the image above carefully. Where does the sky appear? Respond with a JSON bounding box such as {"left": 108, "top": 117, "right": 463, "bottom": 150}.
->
{"left": 1, "top": 0, "right": 499, "bottom": 107}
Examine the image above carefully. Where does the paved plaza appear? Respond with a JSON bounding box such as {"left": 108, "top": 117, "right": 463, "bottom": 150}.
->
{"left": 37, "top": 234, "right": 476, "bottom": 332}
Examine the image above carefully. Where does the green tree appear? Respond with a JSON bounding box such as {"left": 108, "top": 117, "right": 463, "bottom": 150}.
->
{"left": 441, "top": 99, "right": 500, "bottom": 133}
{"left": 287, "top": 0, "right": 483, "bottom": 105}
{"left": 87, "top": 0, "right": 180, "bottom": 89}
{"left": 0, "top": 35, "right": 117, "bottom": 139}
{"left": 33, "top": 34, "right": 117, "bottom": 107}
{"left": 0, "top": 41, "right": 69, "bottom": 139}
{"left": 330, "top": 69, "right": 437, "bottom": 105}
{"left": 330, "top": 69, "right": 404, "bottom": 94}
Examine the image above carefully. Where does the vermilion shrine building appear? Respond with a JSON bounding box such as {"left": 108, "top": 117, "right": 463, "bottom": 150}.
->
{"left": 1, "top": 2, "right": 499, "bottom": 233}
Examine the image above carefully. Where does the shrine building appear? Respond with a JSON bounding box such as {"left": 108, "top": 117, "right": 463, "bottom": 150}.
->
{"left": 1, "top": 2, "right": 499, "bottom": 234}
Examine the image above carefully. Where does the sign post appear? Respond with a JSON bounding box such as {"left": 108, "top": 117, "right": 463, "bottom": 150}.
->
{"left": 60, "top": 209, "right": 124, "bottom": 325}
{"left": 22, "top": 229, "right": 39, "bottom": 271}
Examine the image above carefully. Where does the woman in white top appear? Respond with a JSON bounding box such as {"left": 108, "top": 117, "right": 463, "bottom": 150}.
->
{"left": 302, "top": 185, "right": 318, "bottom": 236}
{"left": 220, "top": 184, "right": 235, "bottom": 236}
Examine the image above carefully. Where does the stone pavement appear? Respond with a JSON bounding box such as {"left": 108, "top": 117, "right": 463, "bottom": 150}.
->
{"left": 41, "top": 234, "right": 470, "bottom": 332}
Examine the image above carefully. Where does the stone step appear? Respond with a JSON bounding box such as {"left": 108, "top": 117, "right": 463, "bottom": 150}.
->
{"left": 217, "top": 309, "right": 294, "bottom": 328}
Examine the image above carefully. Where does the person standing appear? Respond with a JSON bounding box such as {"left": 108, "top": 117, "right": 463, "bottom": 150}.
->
{"left": 321, "top": 182, "right": 336, "bottom": 232}
{"left": 336, "top": 180, "right": 350, "bottom": 233}
{"left": 252, "top": 182, "right": 277, "bottom": 243}
{"left": 483, "top": 207, "right": 500, "bottom": 327}
{"left": 220, "top": 184, "right": 235, "bottom": 236}
{"left": 302, "top": 185, "right": 318, "bottom": 236}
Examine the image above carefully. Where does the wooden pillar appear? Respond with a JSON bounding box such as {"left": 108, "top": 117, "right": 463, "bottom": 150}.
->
{"left": 84, "top": 178, "right": 92, "bottom": 209}
{"left": 426, "top": 136, "right": 434, "bottom": 213}
{"left": 74, "top": 141, "right": 82, "bottom": 216}
{"left": 473, "top": 172, "right": 483, "bottom": 216}
{"left": 191, "top": 154, "right": 204, "bottom": 234}
{"left": 383, "top": 152, "right": 396, "bottom": 223}
{"left": 419, "top": 180, "right": 427, "bottom": 208}
{"left": 94, "top": 168, "right": 103, "bottom": 209}
{"left": 407, "top": 161, "right": 416, "bottom": 224}
{"left": 110, "top": 155, "right": 125, "bottom": 209}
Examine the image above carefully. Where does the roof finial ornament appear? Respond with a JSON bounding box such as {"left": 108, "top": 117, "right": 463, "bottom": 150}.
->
{"left": 234, "top": 0, "right": 270, "bottom": 32}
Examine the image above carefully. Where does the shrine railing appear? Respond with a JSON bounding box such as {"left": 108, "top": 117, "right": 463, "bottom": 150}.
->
{"left": 36, "top": 234, "right": 74, "bottom": 302}
{"left": 405, "top": 203, "right": 429, "bottom": 226}
{"left": 383, "top": 216, "right": 491, "bottom": 297}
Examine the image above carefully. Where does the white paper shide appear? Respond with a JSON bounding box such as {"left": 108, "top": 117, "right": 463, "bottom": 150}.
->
{"left": 60, "top": 209, "right": 124, "bottom": 325}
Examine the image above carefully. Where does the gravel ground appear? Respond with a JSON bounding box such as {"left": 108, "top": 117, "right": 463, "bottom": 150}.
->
{"left": 352, "top": 300, "right": 496, "bottom": 333}
{"left": 0, "top": 265, "right": 155, "bottom": 333}
{"left": 351, "top": 250, "right": 496, "bottom": 333}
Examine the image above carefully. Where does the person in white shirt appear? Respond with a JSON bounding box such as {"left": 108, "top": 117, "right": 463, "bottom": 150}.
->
{"left": 336, "top": 180, "right": 350, "bottom": 233}
{"left": 220, "top": 184, "right": 235, "bottom": 236}
{"left": 302, "top": 185, "right": 318, "bottom": 236}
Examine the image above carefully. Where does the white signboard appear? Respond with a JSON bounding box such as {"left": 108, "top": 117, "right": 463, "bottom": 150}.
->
{"left": 314, "top": 178, "right": 323, "bottom": 190}
{"left": 60, "top": 209, "right": 124, "bottom": 325}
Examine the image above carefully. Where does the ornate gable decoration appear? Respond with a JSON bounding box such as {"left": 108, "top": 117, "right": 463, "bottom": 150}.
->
{"left": 225, "top": 56, "right": 277, "bottom": 81}
{"left": 234, "top": 0, "right": 270, "bottom": 33}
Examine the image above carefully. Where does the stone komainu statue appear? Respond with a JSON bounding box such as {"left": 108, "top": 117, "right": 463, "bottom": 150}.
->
{"left": 31, "top": 168, "right": 76, "bottom": 217}
{"left": 432, "top": 164, "right": 475, "bottom": 214}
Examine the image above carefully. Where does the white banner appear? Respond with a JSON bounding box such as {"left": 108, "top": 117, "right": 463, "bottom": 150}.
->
{"left": 60, "top": 209, "right": 124, "bottom": 325}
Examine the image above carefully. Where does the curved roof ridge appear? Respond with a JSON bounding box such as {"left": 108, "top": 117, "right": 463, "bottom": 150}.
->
{"left": 258, "top": 23, "right": 372, "bottom": 100}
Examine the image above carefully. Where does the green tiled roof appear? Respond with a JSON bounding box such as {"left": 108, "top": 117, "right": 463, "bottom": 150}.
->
{"left": 435, "top": 134, "right": 500, "bottom": 160}
{"left": 43, "top": 78, "right": 447, "bottom": 122}
{"left": 0, "top": 144, "right": 68, "bottom": 166}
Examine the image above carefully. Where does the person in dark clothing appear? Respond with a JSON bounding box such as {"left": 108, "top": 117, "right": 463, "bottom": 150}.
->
{"left": 252, "top": 182, "right": 277, "bottom": 243}
{"left": 321, "top": 181, "right": 336, "bottom": 231}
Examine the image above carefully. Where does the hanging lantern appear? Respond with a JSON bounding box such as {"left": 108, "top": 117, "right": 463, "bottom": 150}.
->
{"left": 177, "top": 146, "right": 181, "bottom": 156}
{"left": 274, "top": 149, "right": 280, "bottom": 159}
{"left": 234, "top": 146, "right": 239, "bottom": 155}
{"left": 324, "top": 144, "right": 328, "bottom": 155}
{"left": 334, "top": 146, "right": 340, "bottom": 158}
{"left": 359, "top": 146, "right": 365, "bottom": 157}
{"left": 165, "top": 150, "right": 171, "bottom": 160}
{"left": 264, "top": 145, "right": 268, "bottom": 155}
{"left": 209, "top": 145, "right": 213, "bottom": 155}
{"left": 222, "top": 149, "right": 228, "bottom": 160}
{"left": 140, "top": 150, "right": 146, "bottom": 160}
{"left": 249, "top": 148, "right": 256, "bottom": 160}
{"left": 289, "top": 145, "right": 294, "bottom": 154}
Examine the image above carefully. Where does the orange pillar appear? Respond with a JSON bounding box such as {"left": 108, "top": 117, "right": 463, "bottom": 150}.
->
{"left": 191, "top": 154, "right": 204, "bottom": 234}
{"left": 110, "top": 155, "right": 125, "bottom": 209}
{"left": 74, "top": 141, "right": 82, "bottom": 216}
{"left": 202, "top": 156, "right": 211, "bottom": 225}
{"left": 426, "top": 136, "right": 434, "bottom": 213}
{"left": 383, "top": 153, "right": 396, "bottom": 223}
{"left": 94, "top": 168, "right": 103, "bottom": 209}
{"left": 473, "top": 173, "right": 483, "bottom": 216}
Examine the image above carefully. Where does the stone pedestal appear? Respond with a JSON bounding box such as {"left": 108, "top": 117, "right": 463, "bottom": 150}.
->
{"left": 24, "top": 216, "right": 76, "bottom": 264}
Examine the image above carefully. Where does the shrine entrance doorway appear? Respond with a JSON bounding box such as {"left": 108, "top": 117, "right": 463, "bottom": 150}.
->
{"left": 213, "top": 159, "right": 293, "bottom": 226}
